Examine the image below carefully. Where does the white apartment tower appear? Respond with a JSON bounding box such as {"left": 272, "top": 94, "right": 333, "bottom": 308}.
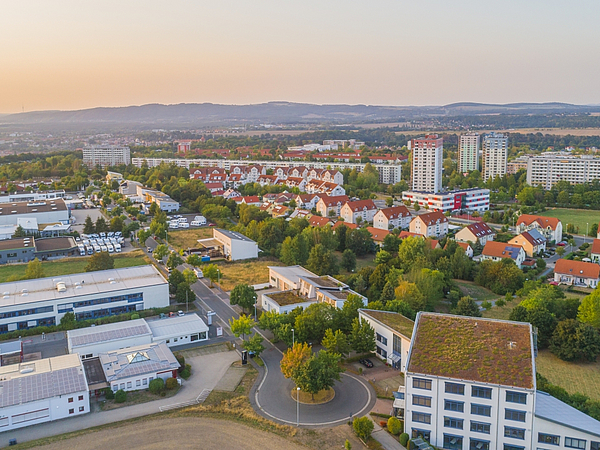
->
{"left": 411, "top": 135, "right": 443, "bottom": 193}
{"left": 458, "top": 133, "right": 480, "bottom": 173}
{"left": 482, "top": 133, "right": 508, "bottom": 182}
{"left": 83, "top": 145, "right": 131, "bottom": 168}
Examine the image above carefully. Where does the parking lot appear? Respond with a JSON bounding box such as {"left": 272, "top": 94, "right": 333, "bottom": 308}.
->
{"left": 70, "top": 208, "right": 105, "bottom": 234}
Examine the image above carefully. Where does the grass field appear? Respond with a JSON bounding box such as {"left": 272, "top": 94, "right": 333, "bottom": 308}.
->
{"left": 0, "top": 250, "right": 152, "bottom": 283}
{"left": 536, "top": 349, "right": 600, "bottom": 401}
{"left": 168, "top": 228, "right": 214, "bottom": 251}
{"left": 481, "top": 299, "right": 518, "bottom": 320}
{"left": 214, "top": 257, "right": 284, "bottom": 291}
{"left": 454, "top": 280, "right": 501, "bottom": 302}
{"left": 539, "top": 208, "right": 600, "bottom": 234}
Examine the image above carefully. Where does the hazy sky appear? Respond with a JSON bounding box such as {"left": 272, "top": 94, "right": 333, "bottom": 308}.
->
{"left": 1, "top": 0, "right": 599, "bottom": 113}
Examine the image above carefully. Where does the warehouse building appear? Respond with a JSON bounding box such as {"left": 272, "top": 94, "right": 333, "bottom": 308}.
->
{"left": 0, "top": 237, "right": 79, "bottom": 264}
{"left": 197, "top": 229, "right": 258, "bottom": 261}
{"left": 67, "top": 319, "right": 153, "bottom": 359}
{"left": 0, "top": 354, "right": 89, "bottom": 432}
{"left": 0, "top": 265, "right": 168, "bottom": 333}
{"left": 146, "top": 314, "right": 209, "bottom": 347}
{"left": 0, "top": 199, "right": 70, "bottom": 227}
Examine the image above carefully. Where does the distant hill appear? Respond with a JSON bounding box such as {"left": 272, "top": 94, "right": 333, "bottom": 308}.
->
{"left": 1, "top": 101, "right": 599, "bottom": 128}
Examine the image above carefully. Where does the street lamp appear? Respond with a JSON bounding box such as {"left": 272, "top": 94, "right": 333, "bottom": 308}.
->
{"left": 292, "top": 328, "right": 295, "bottom": 347}
{"left": 586, "top": 223, "right": 589, "bottom": 244}
{"left": 254, "top": 302, "right": 257, "bottom": 322}
{"left": 296, "top": 387, "right": 300, "bottom": 427}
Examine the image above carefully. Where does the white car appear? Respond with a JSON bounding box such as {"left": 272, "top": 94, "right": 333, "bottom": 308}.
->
{"left": 114, "top": 244, "right": 122, "bottom": 253}
{"left": 178, "top": 217, "right": 188, "bottom": 223}
{"left": 100, "top": 245, "right": 108, "bottom": 252}
{"left": 179, "top": 222, "right": 189, "bottom": 228}
{"left": 169, "top": 222, "right": 179, "bottom": 229}
{"left": 107, "top": 244, "right": 114, "bottom": 253}
{"left": 194, "top": 268, "right": 203, "bottom": 278}
{"left": 93, "top": 245, "right": 101, "bottom": 253}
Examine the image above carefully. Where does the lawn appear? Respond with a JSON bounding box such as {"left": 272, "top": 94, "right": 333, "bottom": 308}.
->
{"left": 334, "top": 251, "right": 376, "bottom": 275}
{"left": 539, "top": 208, "right": 600, "bottom": 234}
{"left": 453, "top": 280, "right": 501, "bottom": 302}
{"left": 481, "top": 299, "right": 517, "bottom": 320}
{"left": 535, "top": 349, "right": 600, "bottom": 401}
{"left": 214, "top": 257, "right": 284, "bottom": 291}
{"left": 168, "top": 227, "right": 214, "bottom": 252}
{"left": 0, "top": 250, "right": 152, "bottom": 283}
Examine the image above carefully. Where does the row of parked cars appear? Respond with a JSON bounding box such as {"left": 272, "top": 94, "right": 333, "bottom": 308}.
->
{"left": 77, "top": 232, "right": 124, "bottom": 256}
{"left": 168, "top": 215, "right": 207, "bottom": 229}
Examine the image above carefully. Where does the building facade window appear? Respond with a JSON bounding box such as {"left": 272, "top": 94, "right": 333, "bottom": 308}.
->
{"left": 506, "top": 391, "right": 527, "bottom": 404}
{"left": 504, "top": 409, "right": 526, "bottom": 422}
{"left": 443, "top": 417, "right": 463, "bottom": 430}
{"left": 376, "top": 333, "right": 388, "bottom": 346}
{"left": 445, "top": 382, "right": 465, "bottom": 395}
{"left": 471, "top": 404, "right": 491, "bottom": 417}
{"left": 470, "top": 439, "right": 490, "bottom": 450}
{"left": 472, "top": 386, "right": 492, "bottom": 399}
{"left": 412, "top": 412, "right": 431, "bottom": 424}
{"left": 443, "top": 434, "right": 463, "bottom": 450}
{"left": 69, "top": 409, "right": 74, "bottom": 414}
{"left": 504, "top": 427, "right": 525, "bottom": 440}
{"left": 393, "top": 334, "right": 402, "bottom": 354}
{"left": 538, "top": 433, "right": 560, "bottom": 446}
{"left": 127, "top": 381, "right": 132, "bottom": 389}
{"left": 565, "top": 438, "right": 587, "bottom": 449}
{"left": 504, "top": 446, "right": 525, "bottom": 450}
{"left": 445, "top": 400, "right": 464, "bottom": 412}
{"left": 470, "top": 421, "right": 490, "bottom": 434}
{"left": 79, "top": 406, "right": 84, "bottom": 412}
{"left": 592, "top": 442, "right": 600, "bottom": 450}
{"left": 412, "top": 429, "right": 430, "bottom": 441}
{"left": 0, "top": 305, "right": 54, "bottom": 319}
{"left": 68, "top": 397, "right": 73, "bottom": 403}
{"left": 412, "top": 395, "right": 431, "bottom": 407}
{"left": 78, "top": 395, "right": 84, "bottom": 401}
{"left": 413, "top": 378, "right": 431, "bottom": 390}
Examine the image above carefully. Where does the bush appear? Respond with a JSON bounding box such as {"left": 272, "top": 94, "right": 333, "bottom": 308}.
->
{"left": 149, "top": 378, "right": 165, "bottom": 394}
{"left": 130, "top": 313, "right": 140, "bottom": 320}
{"left": 181, "top": 363, "right": 192, "bottom": 380}
{"left": 353, "top": 416, "right": 374, "bottom": 441}
{"left": 104, "top": 388, "right": 115, "bottom": 400}
{"left": 387, "top": 416, "right": 402, "bottom": 435}
{"left": 481, "top": 301, "right": 492, "bottom": 310}
{"left": 175, "top": 354, "right": 186, "bottom": 374}
{"left": 399, "top": 433, "right": 410, "bottom": 447}
{"left": 165, "top": 377, "right": 178, "bottom": 390}
{"left": 495, "top": 298, "right": 506, "bottom": 307}
{"left": 114, "top": 389, "right": 127, "bottom": 403}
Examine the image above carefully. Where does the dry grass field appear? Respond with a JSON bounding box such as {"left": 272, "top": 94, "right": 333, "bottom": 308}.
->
{"left": 535, "top": 350, "right": 600, "bottom": 401}
{"left": 168, "top": 228, "right": 214, "bottom": 251}
{"left": 214, "top": 257, "right": 284, "bottom": 291}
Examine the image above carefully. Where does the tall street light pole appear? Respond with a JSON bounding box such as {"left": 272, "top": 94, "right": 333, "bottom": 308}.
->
{"left": 254, "top": 302, "right": 257, "bottom": 322}
{"left": 292, "top": 328, "right": 295, "bottom": 347}
{"left": 296, "top": 387, "right": 300, "bottom": 427}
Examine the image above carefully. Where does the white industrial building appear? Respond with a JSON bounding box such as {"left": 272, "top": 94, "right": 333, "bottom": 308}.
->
{"left": 0, "top": 265, "right": 168, "bottom": 333}
{"left": 0, "top": 199, "right": 70, "bottom": 227}
{"left": 410, "top": 135, "right": 443, "bottom": 193}
{"left": 131, "top": 157, "right": 402, "bottom": 185}
{"left": 146, "top": 314, "right": 209, "bottom": 347}
{"left": 526, "top": 152, "right": 600, "bottom": 190}
{"left": 0, "top": 354, "right": 89, "bottom": 432}
{"left": 403, "top": 312, "right": 600, "bottom": 450}
{"left": 458, "top": 133, "right": 480, "bottom": 173}
{"left": 358, "top": 309, "right": 414, "bottom": 371}
{"left": 67, "top": 319, "right": 153, "bottom": 359}
{"left": 0, "top": 190, "right": 66, "bottom": 204}
{"left": 82, "top": 145, "right": 131, "bottom": 168}
{"left": 103, "top": 342, "right": 180, "bottom": 393}
{"left": 402, "top": 188, "right": 490, "bottom": 213}
{"left": 482, "top": 132, "right": 508, "bottom": 182}
{"left": 208, "top": 229, "right": 258, "bottom": 261}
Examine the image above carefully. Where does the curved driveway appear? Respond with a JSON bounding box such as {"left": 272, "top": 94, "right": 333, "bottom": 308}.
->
{"left": 253, "top": 346, "right": 376, "bottom": 427}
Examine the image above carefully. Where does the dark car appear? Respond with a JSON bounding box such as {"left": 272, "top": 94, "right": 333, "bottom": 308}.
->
{"left": 359, "top": 358, "right": 374, "bottom": 368}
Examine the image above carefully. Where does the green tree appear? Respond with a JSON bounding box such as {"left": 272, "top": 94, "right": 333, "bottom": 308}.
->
{"left": 349, "top": 317, "right": 375, "bottom": 354}
{"left": 168, "top": 269, "right": 185, "bottom": 295}
{"left": 166, "top": 251, "right": 183, "bottom": 270}
{"left": 385, "top": 197, "right": 394, "bottom": 207}
{"left": 137, "top": 229, "right": 151, "bottom": 246}
{"left": 353, "top": 417, "right": 374, "bottom": 441}
{"left": 374, "top": 249, "right": 392, "bottom": 265}
{"left": 153, "top": 244, "right": 170, "bottom": 261}
{"left": 59, "top": 312, "right": 76, "bottom": 330}
{"left": 397, "top": 236, "right": 426, "bottom": 272}
{"left": 182, "top": 268, "right": 198, "bottom": 286}
{"left": 306, "top": 244, "right": 337, "bottom": 276}
{"left": 413, "top": 201, "right": 420, "bottom": 212}
{"left": 84, "top": 252, "right": 114, "bottom": 272}
{"left": 230, "top": 284, "right": 257, "bottom": 315}
{"left": 556, "top": 246, "right": 565, "bottom": 257}
{"left": 387, "top": 416, "right": 402, "bottom": 435}
{"left": 114, "top": 389, "right": 127, "bottom": 403}
{"left": 203, "top": 264, "right": 219, "bottom": 287}
{"left": 590, "top": 223, "right": 599, "bottom": 238}
{"left": 453, "top": 296, "right": 482, "bottom": 317}
{"left": 83, "top": 216, "right": 95, "bottom": 234}
{"left": 12, "top": 225, "right": 26, "bottom": 238}
{"left": 243, "top": 333, "right": 265, "bottom": 357}
{"left": 341, "top": 249, "right": 357, "bottom": 272}
{"left": 295, "top": 350, "right": 344, "bottom": 400}
{"left": 110, "top": 217, "right": 124, "bottom": 232}
{"left": 95, "top": 216, "right": 108, "bottom": 233}
{"left": 24, "top": 258, "right": 44, "bottom": 280}
{"left": 550, "top": 319, "right": 600, "bottom": 362}
{"left": 321, "top": 328, "right": 350, "bottom": 356}
{"left": 229, "top": 314, "right": 256, "bottom": 341}
{"left": 149, "top": 378, "right": 164, "bottom": 394}
{"left": 578, "top": 290, "right": 600, "bottom": 329}
{"left": 175, "top": 282, "right": 193, "bottom": 304}
{"left": 186, "top": 254, "right": 202, "bottom": 267}
{"left": 394, "top": 281, "right": 425, "bottom": 312}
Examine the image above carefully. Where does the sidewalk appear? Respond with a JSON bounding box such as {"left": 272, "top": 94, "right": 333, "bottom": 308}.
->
{"left": 370, "top": 419, "right": 407, "bottom": 450}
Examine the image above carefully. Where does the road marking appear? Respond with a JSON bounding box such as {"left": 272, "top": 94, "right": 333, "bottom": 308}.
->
{"left": 159, "top": 388, "right": 212, "bottom": 412}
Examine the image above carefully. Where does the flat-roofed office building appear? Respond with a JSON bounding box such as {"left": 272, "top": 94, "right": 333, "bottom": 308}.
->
{"left": 0, "top": 265, "right": 168, "bottom": 333}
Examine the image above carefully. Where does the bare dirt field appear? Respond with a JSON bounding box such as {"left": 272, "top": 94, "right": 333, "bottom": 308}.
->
{"left": 33, "top": 417, "right": 309, "bottom": 450}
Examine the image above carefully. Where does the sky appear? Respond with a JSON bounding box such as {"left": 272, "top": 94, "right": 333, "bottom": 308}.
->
{"left": 1, "top": 0, "right": 599, "bottom": 113}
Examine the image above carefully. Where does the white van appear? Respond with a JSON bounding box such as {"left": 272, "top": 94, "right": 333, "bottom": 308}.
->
{"left": 100, "top": 245, "right": 108, "bottom": 252}
{"left": 79, "top": 246, "right": 86, "bottom": 256}
{"left": 169, "top": 222, "right": 179, "bottom": 229}
{"left": 194, "top": 268, "right": 203, "bottom": 278}
{"left": 194, "top": 216, "right": 207, "bottom": 225}
{"left": 93, "top": 244, "right": 101, "bottom": 253}
{"left": 114, "top": 244, "right": 122, "bottom": 253}
{"left": 179, "top": 222, "right": 190, "bottom": 228}
{"left": 107, "top": 244, "right": 114, "bottom": 253}
{"left": 178, "top": 217, "right": 188, "bottom": 223}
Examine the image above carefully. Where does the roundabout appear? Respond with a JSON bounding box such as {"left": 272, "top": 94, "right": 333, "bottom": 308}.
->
{"left": 253, "top": 346, "right": 376, "bottom": 427}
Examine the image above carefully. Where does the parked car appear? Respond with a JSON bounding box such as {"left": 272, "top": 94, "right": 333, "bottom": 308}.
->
{"left": 359, "top": 358, "right": 374, "bottom": 368}
{"left": 178, "top": 310, "right": 184, "bottom": 317}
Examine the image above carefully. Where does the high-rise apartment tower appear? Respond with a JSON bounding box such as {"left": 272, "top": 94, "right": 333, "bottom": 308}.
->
{"left": 482, "top": 133, "right": 508, "bottom": 182}
{"left": 458, "top": 133, "right": 480, "bottom": 173}
{"left": 410, "top": 135, "right": 443, "bottom": 193}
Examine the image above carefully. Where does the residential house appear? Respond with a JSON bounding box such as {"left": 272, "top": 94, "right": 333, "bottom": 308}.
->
{"left": 240, "top": 196, "right": 262, "bottom": 207}
{"left": 287, "top": 209, "right": 312, "bottom": 220}
{"left": 340, "top": 199, "right": 378, "bottom": 224}
{"left": 508, "top": 229, "right": 547, "bottom": 257}
{"left": 295, "top": 194, "right": 322, "bottom": 210}
{"left": 409, "top": 211, "right": 449, "bottom": 238}
{"left": 373, "top": 206, "right": 412, "bottom": 230}
{"left": 270, "top": 205, "right": 290, "bottom": 218}
{"left": 288, "top": 166, "right": 309, "bottom": 179}
{"left": 246, "top": 165, "right": 266, "bottom": 183}
{"left": 516, "top": 214, "right": 562, "bottom": 243}
{"left": 227, "top": 173, "right": 246, "bottom": 188}
{"left": 366, "top": 227, "right": 390, "bottom": 246}
{"left": 203, "top": 182, "right": 224, "bottom": 194}
{"left": 332, "top": 221, "right": 358, "bottom": 232}
{"left": 358, "top": 309, "right": 413, "bottom": 370}
{"left": 554, "top": 259, "right": 600, "bottom": 288}
{"left": 316, "top": 195, "right": 350, "bottom": 218}
{"left": 320, "top": 169, "right": 344, "bottom": 185}
{"left": 222, "top": 188, "right": 242, "bottom": 200}
{"left": 481, "top": 241, "right": 526, "bottom": 268}
{"left": 284, "top": 176, "right": 307, "bottom": 192}
{"left": 305, "top": 179, "right": 346, "bottom": 196}
{"left": 591, "top": 239, "right": 600, "bottom": 263}
{"left": 456, "top": 242, "right": 474, "bottom": 258}
{"left": 308, "top": 216, "right": 333, "bottom": 227}
{"left": 257, "top": 175, "right": 279, "bottom": 186}
{"left": 455, "top": 222, "right": 496, "bottom": 245}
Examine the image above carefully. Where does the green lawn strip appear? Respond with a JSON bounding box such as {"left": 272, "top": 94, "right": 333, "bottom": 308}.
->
{"left": 536, "top": 350, "right": 600, "bottom": 401}
{"left": 453, "top": 279, "right": 501, "bottom": 302}
{"left": 538, "top": 208, "right": 600, "bottom": 234}
{"left": 101, "top": 386, "right": 179, "bottom": 411}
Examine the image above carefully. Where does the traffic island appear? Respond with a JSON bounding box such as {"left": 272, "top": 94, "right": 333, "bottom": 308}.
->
{"left": 291, "top": 387, "right": 335, "bottom": 405}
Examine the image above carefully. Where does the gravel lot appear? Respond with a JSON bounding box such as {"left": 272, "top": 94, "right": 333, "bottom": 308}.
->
{"left": 34, "top": 417, "right": 307, "bottom": 450}
{"left": 70, "top": 208, "right": 105, "bottom": 233}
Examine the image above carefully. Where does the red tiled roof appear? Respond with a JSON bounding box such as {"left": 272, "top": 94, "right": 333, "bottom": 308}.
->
{"left": 554, "top": 259, "right": 600, "bottom": 279}
{"left": 516, "top": 214, "right": 561, "bottom": 230}
{"left": 399, "top": 231, "right": 423, "bottom": 239}
{"left": 592, "top": 239, "right": 600, "bottom": 255}
{"left": 482, "top": 241, "right": 523, "bottom": 260}
{"left": 343, "top": 199, "right": 377, "bottom": 212}
{"left": 465, "top": 222, "right": 495, "bottom": 237}
{"left": 457, "top": 242, "right": 472, "bottom": 252}
{"left": 332, "top": 221, "right": 358, "bottom": 230}
{"left": 318, "top": 195, "right": 350, "bottom": 207}
{"left": 242, "top": 196, "right": 261, "bottom": 203}
{"left": 377, "top": 206, "right": 411, "bottom": 219}
{"left": 309, "top": 216, "right": 332, "bottom": 227}
{"left": 367, "top": 227, "right": 390, "bottom": 242}
{"left": 414, "top": 211, "right": 448, "bottom": 226}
